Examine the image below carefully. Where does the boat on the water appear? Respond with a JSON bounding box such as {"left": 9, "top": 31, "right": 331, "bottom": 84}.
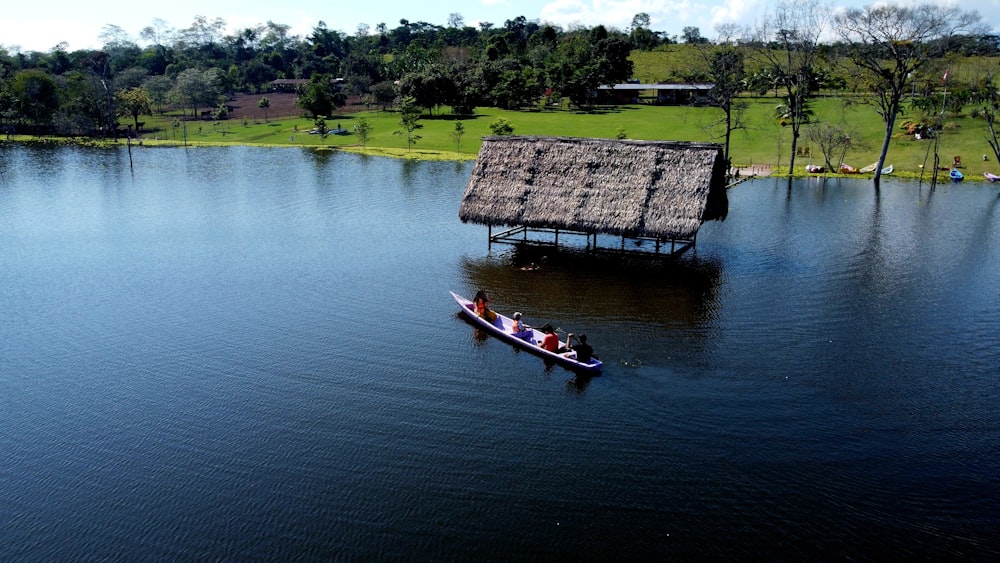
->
{"left": 451, "top": 291, "right": 603, "bottom": 373}
{"left": 985, "top": 172, "right": 1000, "bottom": 182}
{"left": 950, "top": 168, "right": 964, "bottom": 182}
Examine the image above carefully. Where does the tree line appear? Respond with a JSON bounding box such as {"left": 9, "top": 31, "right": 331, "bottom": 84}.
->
{"left": 0, "top": 2, "right": 997, "bottom": 186}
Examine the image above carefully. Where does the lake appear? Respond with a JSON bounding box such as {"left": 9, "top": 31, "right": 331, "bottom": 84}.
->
{"left": 1, "top": 144, "right": 997, "bottom": 560}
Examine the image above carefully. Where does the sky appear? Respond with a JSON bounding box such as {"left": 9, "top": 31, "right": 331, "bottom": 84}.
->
{"left": 3, "top": 0, "right": 998, "bottom": 53}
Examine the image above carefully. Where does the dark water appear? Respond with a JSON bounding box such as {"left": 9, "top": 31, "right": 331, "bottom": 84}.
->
{"left": 1, "top": 145, "right": 997, "bottom": 560}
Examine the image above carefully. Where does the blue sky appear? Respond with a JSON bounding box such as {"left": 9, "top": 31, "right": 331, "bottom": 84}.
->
{"left": 3, "top": 0, "right": 997, "bottom": 53}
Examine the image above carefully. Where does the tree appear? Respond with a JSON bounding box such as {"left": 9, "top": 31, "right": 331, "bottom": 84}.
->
{"left": 142, "top": 75, "right": 173, "bottom": 114}
{"left": 705, "top": 25, "right": 747, "bottom": 169}
{"left": 451, "top": 121, "right": 465, "bottom": 153}
{"left": 682, "top": 27, "right": 708, "bottom": 44}
{"left": 313, "top": 116, "right": 329, "bottom": 140}
{"left": 399, "top": 65, "right": 454, "bottom": 115}
{"left": 835, "top": 3, "right": 984, "bottom": 186}
{"left": 115, "top": 87, "right": 152, "bottom": 133}
{"left": 969, "top": 63, "right": 1000, "bottom": 164}
{"left": 11, "top": 69, "right": 59, "bottom": 132}
{"left": 371, "top": 80, "right": 398, "bottom": 112}
{"left": 629, "top": 13, "right": 659, "bottom": 50}
{"left": 805, "top": 122, "right": 866, "bottom": 171}
{"left": 258, "top": 96, "right": 270, "bottom": 122}
{"left": 170, "top": 68, "right": 223, "bottom": 119}
{"left": 296, "top": 73, "right": 346, "bottom": 118}
{"left": 356, "top": 116, "right": 372, "bottom": 148}
{"left": 393, "top": 96, "right": 422, "bottom": 151}
{"left": 630, "top": 13, "right": 651, "bottom": 31}
{"left": 750, "top": 0, "right": 828, "bottom": 175}
{"left": 551, "top": 27, "right": 633, "bottom": 110}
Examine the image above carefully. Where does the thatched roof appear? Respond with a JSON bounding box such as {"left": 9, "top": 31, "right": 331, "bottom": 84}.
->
{"left": 459, "top": 136, "right": 728, "bottom": 240}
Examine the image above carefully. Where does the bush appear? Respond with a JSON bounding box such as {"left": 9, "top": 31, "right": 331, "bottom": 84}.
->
{"left": 489, "top": 117, "right": 514, "bottom": 136}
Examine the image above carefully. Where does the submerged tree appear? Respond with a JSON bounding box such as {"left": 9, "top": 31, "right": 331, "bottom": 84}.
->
{"left": 835, "top": 3, "right": 984, "bottom": 186}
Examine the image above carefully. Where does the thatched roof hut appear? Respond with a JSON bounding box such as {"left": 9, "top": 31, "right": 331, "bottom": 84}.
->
{"left": 459, "top": 136, "right": 728, "bottom": 243}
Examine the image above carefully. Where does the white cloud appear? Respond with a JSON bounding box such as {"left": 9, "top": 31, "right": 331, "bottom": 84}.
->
{"left": 710, "top": 0, "right": 765, "bottom": 31}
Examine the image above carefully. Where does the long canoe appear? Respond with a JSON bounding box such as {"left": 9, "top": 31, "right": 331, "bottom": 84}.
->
{"left": 451, "top": 291, "right": 603, "bottom": 373}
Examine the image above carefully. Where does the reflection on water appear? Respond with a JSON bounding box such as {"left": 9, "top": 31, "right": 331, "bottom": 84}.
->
{"left": 459, "top": 244, "right": 723, "bottom": 330}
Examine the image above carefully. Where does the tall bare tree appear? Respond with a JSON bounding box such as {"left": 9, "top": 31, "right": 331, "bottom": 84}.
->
{"left": 750, "top": 0, "right": 829, "bottom": 175}
{"left": 835, "top": 3, "right": 984, "bottom": 186}
{"left": 706, "top": 24, "right": 747, "bottom": 171}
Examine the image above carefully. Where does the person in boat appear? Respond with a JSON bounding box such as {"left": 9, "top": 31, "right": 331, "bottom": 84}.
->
{"left": 473, "top": 290, "right": 497, "bottom": 323}
{"left": 511, "top": 312, "right": 532, "bottom": 340}
{"left": 566, "top": 333, "right": 594, "bottom": 363}
{"left": 538, "top": 324, "right": 560, "bottom": 352}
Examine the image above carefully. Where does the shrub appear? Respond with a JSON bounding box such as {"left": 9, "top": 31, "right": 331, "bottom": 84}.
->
{"left": 489, "top": 117, "right": 514, "bottom": 136}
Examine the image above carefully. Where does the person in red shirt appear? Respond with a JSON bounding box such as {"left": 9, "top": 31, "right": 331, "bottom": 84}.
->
{"left": 539, "top": 324, "right": 560, "bottom": 352}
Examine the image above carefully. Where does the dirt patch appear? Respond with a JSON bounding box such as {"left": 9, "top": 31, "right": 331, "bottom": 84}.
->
{"left": 225, "top": 92, "right": 366, "bottom": 121}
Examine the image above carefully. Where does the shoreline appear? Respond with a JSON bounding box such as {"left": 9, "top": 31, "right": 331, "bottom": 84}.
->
{"left": 4, "top": 136, "right": 995, "bottom": 182}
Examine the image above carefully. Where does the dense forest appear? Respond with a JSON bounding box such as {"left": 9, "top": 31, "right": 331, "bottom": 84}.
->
{"left": 1, "top": 9, "right": 997, "bottom": 140}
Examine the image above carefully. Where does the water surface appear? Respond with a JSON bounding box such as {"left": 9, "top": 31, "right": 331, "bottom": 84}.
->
{"left": 1, "top": 145, "right": 997, "bottom": 560}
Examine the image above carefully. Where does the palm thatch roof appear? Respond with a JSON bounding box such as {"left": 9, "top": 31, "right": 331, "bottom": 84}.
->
{"left": 459, "top": 136, "right": 728, "bottom": 240}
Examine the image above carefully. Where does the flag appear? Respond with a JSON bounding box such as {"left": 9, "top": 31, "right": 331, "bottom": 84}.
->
{"left": 942, "top": 68, "right": 950, "bottom": 84}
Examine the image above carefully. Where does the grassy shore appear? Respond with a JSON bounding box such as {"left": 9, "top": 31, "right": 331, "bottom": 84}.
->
{"left": 17, "top": 94, "right": 1000, "bottom": 181}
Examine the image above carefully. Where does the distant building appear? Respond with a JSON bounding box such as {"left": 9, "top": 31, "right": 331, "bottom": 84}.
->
{"left": 269, "top": 77, "right": 345, "bottom": 93}
{"left": 598, "top": 83, "right": 715, "bottom": 106}
{"left": 269, "top": 79, "right": 308, "bottom": 92}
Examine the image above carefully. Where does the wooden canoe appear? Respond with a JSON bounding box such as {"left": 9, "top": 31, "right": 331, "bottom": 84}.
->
{"left": 451, "top": 291, "right": 603, "bottom": 373}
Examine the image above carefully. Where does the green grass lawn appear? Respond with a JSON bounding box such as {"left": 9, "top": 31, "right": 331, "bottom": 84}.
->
{"left": 131, "top": 95, "right": 999, "bottom": 181}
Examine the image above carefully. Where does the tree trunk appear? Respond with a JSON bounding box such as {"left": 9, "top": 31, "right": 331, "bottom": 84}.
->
{"left": 788, "top": 126, "right": 799, "bottom": 175}
{"left": 873, "top": 98, "right": 901, "bottom": 187}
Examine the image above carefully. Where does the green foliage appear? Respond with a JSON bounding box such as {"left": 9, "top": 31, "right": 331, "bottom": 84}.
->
{"left": 296, "top": 74, "right": 345, "bottom": 118}
{"left": 115, "top": 86, "right": 152, "bottom": 131}
{"left": 11, "top": 69, "right": 60, "bottom": 126}
{"left": 451, "top": 121, "right": 465, "bottom": 153}
{"left": 355, "top": 116, "right": 373, "bottom": 147}
{"left": 1, "top": 10, "right": 997, "bottom": 179}
{"left": 170, "top": 68, "right": 223, "bottom": 117}
{"left": 489, "top": 116, "right": 514, "bottom": 136}
{"left": 393, "top": 96, "right": 423, "bottom": 150}
{"left": 313, "top": 116, "right": 329, "bottom": 138}
{"left": 257, "top": 96, "right": 270, "bottom": 122}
